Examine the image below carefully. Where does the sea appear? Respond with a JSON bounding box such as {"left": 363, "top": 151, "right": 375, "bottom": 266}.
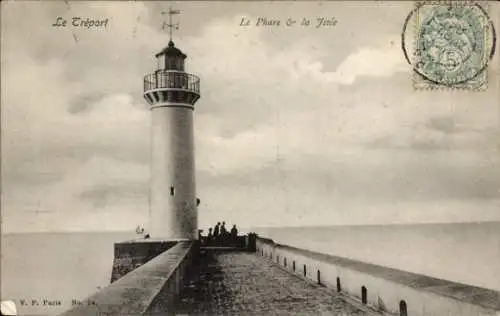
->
{"left": 1, "top": 222, "right": 500, "bottom": 316}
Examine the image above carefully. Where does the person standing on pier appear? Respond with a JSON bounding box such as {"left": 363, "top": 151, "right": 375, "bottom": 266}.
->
{"left": 213, "top": 222, "right": 220, "bottom": 239}
{"left": 230, "top": 225, "right": 238, "bottom": 238}
{"left": 221, "top": 222, "right": 227, "bottom": 238}
{"left": 230, "top": 224, "right": 238, "bottom": 245}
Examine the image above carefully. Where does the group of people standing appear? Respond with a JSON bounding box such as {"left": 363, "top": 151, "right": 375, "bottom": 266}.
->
{"left": 205, "top": 221, "right": 239, "bottom": 245}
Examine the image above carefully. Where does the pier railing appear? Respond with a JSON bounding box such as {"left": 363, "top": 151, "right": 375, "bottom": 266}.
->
{"left": 144, "top": 71, "right": 200, "bottom": 95}
{"left": 255, "top": 236, "right": 500, "bottom": 316}
{"left": 199, "top": 233, "right": 257, "bottom": 251}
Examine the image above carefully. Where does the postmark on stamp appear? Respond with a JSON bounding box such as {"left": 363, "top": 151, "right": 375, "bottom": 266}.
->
{"left": 402, "top": 1, "right": 496, "bottom": 90}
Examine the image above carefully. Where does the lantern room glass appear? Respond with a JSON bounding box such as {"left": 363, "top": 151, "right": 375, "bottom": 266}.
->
{"left": 157, "top": 54, "right": 165, "bottom": 70}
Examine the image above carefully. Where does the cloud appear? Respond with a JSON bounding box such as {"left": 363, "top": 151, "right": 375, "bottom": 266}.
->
{"left": 333, "top": 45, "right": 406, "bottom": 84}
{"left": 42, "top": 156, "right": 148, "bottom": 210}
{"left": 2, "top": 156, "right": 149, "bottom": 233}
{"left": 182, "top": 16, "right": 415, "bottom": 175}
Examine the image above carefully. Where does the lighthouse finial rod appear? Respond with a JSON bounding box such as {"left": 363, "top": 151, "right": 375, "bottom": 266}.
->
{"left": 161, "top": 7, "right": 181, "bottom": 42}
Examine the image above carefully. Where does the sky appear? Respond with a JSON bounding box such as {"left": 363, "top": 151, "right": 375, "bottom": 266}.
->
{"left": 1, "top": 1, "right": 499, "bottom": 233}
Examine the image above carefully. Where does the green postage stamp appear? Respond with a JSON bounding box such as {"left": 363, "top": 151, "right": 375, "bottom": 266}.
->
{"left": 403, "top": 1, "right": 496, "bottom": 90}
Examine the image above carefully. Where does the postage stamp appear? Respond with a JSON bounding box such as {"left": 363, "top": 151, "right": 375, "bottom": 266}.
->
{"left": 403, "top": 1, "right": 496, "bottom": 90}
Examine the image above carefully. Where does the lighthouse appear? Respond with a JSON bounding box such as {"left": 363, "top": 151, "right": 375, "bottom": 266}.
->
{"left": 143, "top": 10, "right": 200, "bottom": 240}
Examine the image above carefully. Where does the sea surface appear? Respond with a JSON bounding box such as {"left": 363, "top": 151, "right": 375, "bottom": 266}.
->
{"left": 2, "top": 222, "right": 500, "bottom": 315}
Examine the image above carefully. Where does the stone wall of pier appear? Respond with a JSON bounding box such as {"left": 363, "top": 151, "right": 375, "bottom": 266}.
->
{"left": 110, "top": 239, "right": 178, "bottom": 283}
{"left": 256, "top": 237, "right": 500, "bottom": 316}
{"left": 58, "top": 241, "right": 196, "bottom": 316}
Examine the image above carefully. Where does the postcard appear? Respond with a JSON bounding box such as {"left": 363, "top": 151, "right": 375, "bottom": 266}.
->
{"left": 1, "top": 1, "right": 499, "bottom": 316}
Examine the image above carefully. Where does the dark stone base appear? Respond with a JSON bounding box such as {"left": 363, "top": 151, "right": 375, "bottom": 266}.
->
{"left": 110, "top": 240, "right": 178, "bottom": 283}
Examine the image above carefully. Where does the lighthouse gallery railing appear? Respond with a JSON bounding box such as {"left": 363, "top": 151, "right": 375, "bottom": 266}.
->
{"left": 144, "top": 71, "right": 200, "bottom": 95}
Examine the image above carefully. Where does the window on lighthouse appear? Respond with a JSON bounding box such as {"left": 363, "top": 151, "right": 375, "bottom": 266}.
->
{"left": 157, "top": 54, "right": 165, "bottom": 70}
{"left": 177, "top": 58, "right": 184, "bottom": 71}
{"left": 164, "top": 57, "right": 184, "bottom": 71}
{"left": 166, "top": 57, "right": 175, "bottom": 70}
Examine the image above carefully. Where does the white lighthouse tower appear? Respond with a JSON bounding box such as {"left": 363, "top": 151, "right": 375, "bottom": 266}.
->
{"left": 143, "top": 10, "right": 200, "bottom": 240}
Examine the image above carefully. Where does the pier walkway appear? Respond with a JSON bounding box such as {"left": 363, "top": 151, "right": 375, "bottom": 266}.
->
{"left": 176, "top": 250, "right": 371, "bottom": 315}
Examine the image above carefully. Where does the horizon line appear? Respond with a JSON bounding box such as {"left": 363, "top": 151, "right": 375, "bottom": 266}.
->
{"left": 3, "top": 219, "right": 500, "bottom": 235}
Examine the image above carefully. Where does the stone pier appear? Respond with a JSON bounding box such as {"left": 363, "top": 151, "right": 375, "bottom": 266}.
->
{"left": 57, "top": 235, "right": 500, "bottom": 316}
{"left": 176, "top": 249, "right": 371, "bottom": 315}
